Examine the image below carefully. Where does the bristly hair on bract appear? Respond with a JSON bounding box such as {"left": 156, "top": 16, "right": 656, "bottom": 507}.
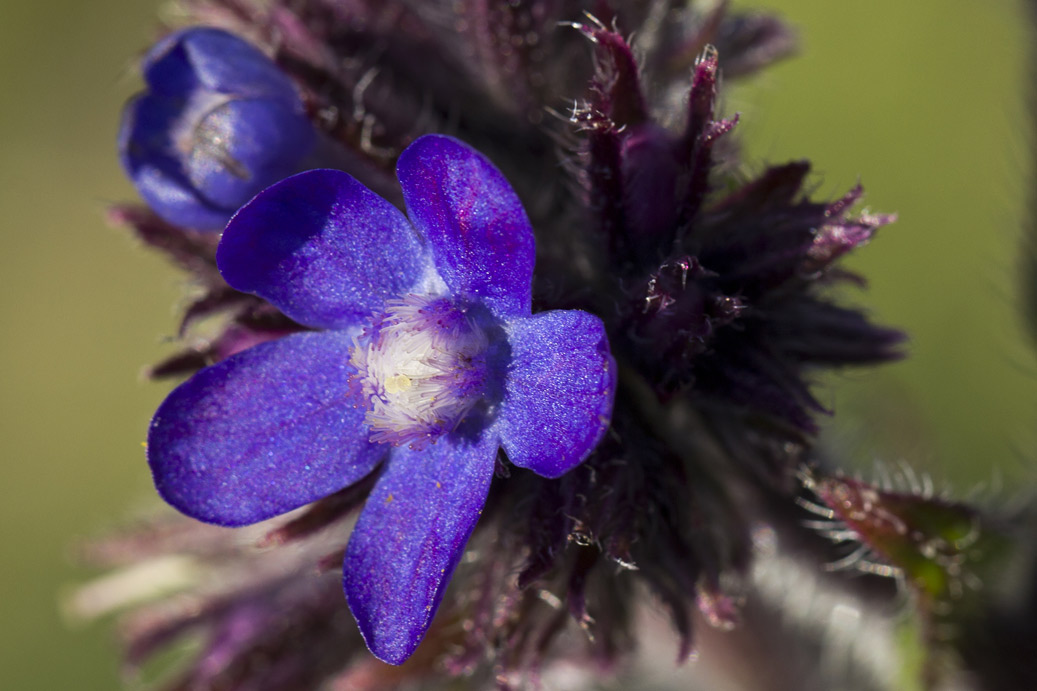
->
{"left": 85, "top": 0, "right": 954, "bottom": 689}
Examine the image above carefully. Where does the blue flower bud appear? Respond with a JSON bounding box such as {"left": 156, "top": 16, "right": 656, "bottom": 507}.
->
{"left": 118, "top": 27, "right": 315, "bottom": 231}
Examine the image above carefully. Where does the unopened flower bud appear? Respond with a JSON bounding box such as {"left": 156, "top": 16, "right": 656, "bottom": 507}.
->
{"left": 118, "top": 27, "right": 315, "bottom": 231}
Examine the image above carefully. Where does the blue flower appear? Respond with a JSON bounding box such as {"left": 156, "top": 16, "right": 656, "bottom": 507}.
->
{"left": 147, "top": 135, "right": 616, "bottom": 664}
{"left": 118, "top": 27, "right": 315, "bottom": 231}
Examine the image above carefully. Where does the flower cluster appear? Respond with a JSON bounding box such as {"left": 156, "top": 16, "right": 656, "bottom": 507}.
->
{"left": 90, "top": 1, "right": 1016, "bottom": 689}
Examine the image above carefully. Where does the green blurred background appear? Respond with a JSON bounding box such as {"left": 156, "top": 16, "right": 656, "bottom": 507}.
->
{"left": 0, "top": 0, "right": 1031, "bottom": 688}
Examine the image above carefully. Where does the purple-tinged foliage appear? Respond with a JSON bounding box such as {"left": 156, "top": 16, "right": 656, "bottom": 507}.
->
{"left": 74, "top": 512, "right": 372, "bottom": 690}
{"left": 653, "top": 170, "right": 903, "bottom": 435}
{"left": 147, "top": 135, "right": 615, "bottom": 664}
{"left": 575, "top": 27, "right": 902, "bottom": 447}
{"left": 798, "top": 466, "right": 1037, "bottom": 690}
{"left": 800, "top": 467, "right": 989, "bottom": 599}
{"left": 119, "top": 27, "right": 315, "bottom": 231}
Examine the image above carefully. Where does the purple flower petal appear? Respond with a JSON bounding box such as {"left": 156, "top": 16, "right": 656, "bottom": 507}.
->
{"left": 496, "top": 310, "right": 616, "bottom": 478}
{"left": 148, "top": 331, "right": 384, "bottom": 527}
{"left": 218, "top": 169, "right": 430, "bottom": 331}
{"left": 396, "top": 135, "right": 534, "bottom": 319}
{"left": 127, "top": 157, "right": 232, "bottom": 232}
{"left": 343, "top": 432, "right": 498, "bottom": 664}
{"left": 143, "top": 27, "right": 299, "bottom": 102}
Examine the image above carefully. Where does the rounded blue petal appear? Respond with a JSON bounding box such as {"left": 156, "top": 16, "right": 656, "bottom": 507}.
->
{"left": 396, "top": 135, "right": 535, "bottom": 319}
{"left": 119, "top": 27, "right": 314, "bottom": 231}
{"left": 217, "top": 169, "right": 432, "bottom": 331}
{"left": 343, "top": 432, "right": 499, "bottom": 664}
{"left": 495, "top": 310, "right": 616, "bottom": 478}
{"left": 142, "top": 27, "right": 301, "bottom": 102}
{"left": 148, "top": 331, "right": 384, "bottom": 527}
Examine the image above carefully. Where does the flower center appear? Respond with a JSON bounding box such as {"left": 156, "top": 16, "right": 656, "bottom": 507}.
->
{"left": 350, "top": 294, "right": 489, "bottom": 448}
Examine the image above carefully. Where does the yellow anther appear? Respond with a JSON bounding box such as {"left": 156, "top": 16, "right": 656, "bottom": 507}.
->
{"left": 384, "top": 373, "right": 412, "bottom": 394}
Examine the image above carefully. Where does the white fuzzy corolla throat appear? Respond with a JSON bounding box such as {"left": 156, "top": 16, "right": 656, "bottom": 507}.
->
{"left": 351, "top": 294, "right": 488, "bottom": 448}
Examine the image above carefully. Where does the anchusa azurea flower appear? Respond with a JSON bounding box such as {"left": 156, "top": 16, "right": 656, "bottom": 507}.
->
{"left": 91, "top": 1, "right": 1037, "bottom": 689}
{"left": 148, "top": 134, "right": 615, "bottom": 663}
{"left": 118, "top": 27, "right": 315, "bottom": 231}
